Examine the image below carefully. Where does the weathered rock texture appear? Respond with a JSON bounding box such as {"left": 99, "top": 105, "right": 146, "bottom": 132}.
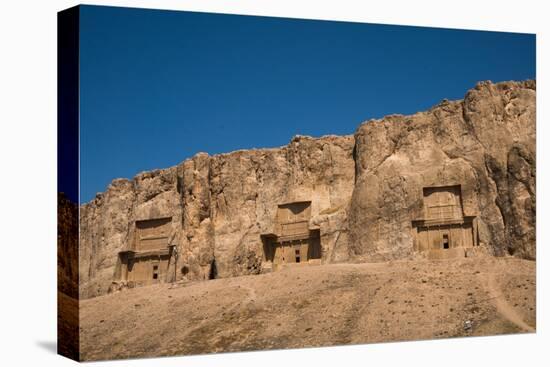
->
{"left": 79, "top": 80, "right": 535, "bottom": 299}
{"left": 80, "top": 136, "right": 355, "bottom": 298}
{"left": 58, "top": 193, "right": 80, "bottom": 360}
{"left": 58, "top": 193, "right": 79, "bottom": 298}
{"left": 349, "top": 80, "right": 536, "bottom": 261}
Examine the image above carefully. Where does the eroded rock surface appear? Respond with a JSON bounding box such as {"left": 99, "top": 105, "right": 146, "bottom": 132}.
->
{"left": 80, "top": 135, "right": 355, "bottom": 298}
{"left": 349, "top": 80, "right": 535, "bottom": 262}
{"left": 58, "top": 193, "right": 79, "bottom": 298}
{"left": 79, "top": 80, "right": 535, "bottom": 298}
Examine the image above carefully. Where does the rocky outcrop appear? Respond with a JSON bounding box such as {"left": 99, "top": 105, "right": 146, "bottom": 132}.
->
{"left": 349, "top": 80, "right": 535, "bottom": 261}
{"left": 80, "top": 135, "right": 355, "bottom": 298}
{"left": 58, "top": 193, "right": 79, "bottom": 298}
{"left": 79, "top": 80, "right": 535, "bottom": 299}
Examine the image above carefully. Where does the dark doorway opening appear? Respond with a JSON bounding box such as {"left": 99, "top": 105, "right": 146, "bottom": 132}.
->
{"left": 443, "top": 234, "right": 449, "bottom": 249}
{"left": 295, "top": 249, "right": 301, "bottom": 263}
{"left": 209, "top": 259, "right": 218, "bottom": 280}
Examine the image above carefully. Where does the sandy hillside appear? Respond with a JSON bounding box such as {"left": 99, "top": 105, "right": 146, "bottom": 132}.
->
{"left": 79, "top": 257, "right": 535, "bottom": 361}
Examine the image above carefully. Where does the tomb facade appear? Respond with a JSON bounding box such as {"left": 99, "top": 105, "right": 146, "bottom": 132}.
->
{"left": 262, "top": 201, "right": 322, "bottom": 270}
{"left": 411, "top": 185, "right": 477, "bottom": 258}
{"left": 117, "top": 217, "right": 173, "bottom": 286}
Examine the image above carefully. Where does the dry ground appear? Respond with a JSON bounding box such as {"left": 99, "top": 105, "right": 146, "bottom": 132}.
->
{"left": 79, "top": 256, "right": 535, "bottom": 361}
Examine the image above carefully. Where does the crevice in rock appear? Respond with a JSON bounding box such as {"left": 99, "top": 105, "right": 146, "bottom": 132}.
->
{"left": 483, "top": 155, "right": 510, "bottom": 255}
{"left": 352, "top": 143, "right": 358, "bottom": 184}
{"left": 208, "top": 258, "right": 217, "bottom": 280}
{"left": 461, "top": 100, "right": 487, "bottom": 152}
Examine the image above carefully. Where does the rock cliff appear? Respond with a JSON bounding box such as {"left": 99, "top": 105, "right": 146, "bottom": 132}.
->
{"left": 80, "top": 135, "right": 355, "bottom": 298}
{"left": 58, "top": 193, "right": 79, "bottom": 298}
{"left": 79, "top": 80, "right": 535, "bottom": 299}
{"left": 349, "top": 80, "right": 535, "bottom": 261}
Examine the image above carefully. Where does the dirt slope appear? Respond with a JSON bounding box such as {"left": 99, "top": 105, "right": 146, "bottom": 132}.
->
{"left": 79, "top": 257, "right": 535, "bottom": 361}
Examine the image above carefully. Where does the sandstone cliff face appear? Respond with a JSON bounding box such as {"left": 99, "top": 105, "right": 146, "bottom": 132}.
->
{"left": 80, "top": 135, "right": 355, "bottom": 298}
{"left": 79, "top": 80, "right": 535, "bottom": 299}
{"left": 349, "top": 80, "right": 535, "bottom": 261}
{"left": 58, "top": 193, "right": 79, "bottom": 298}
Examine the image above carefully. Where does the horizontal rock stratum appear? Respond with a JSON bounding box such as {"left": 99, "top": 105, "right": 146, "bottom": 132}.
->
{"left": 79, "top": 80, "right": 536, "bottom": 299}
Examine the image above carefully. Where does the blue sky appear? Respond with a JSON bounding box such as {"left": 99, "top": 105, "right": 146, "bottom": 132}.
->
{"left": 79, "top": 5, "right": 535, "bottom": 204}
